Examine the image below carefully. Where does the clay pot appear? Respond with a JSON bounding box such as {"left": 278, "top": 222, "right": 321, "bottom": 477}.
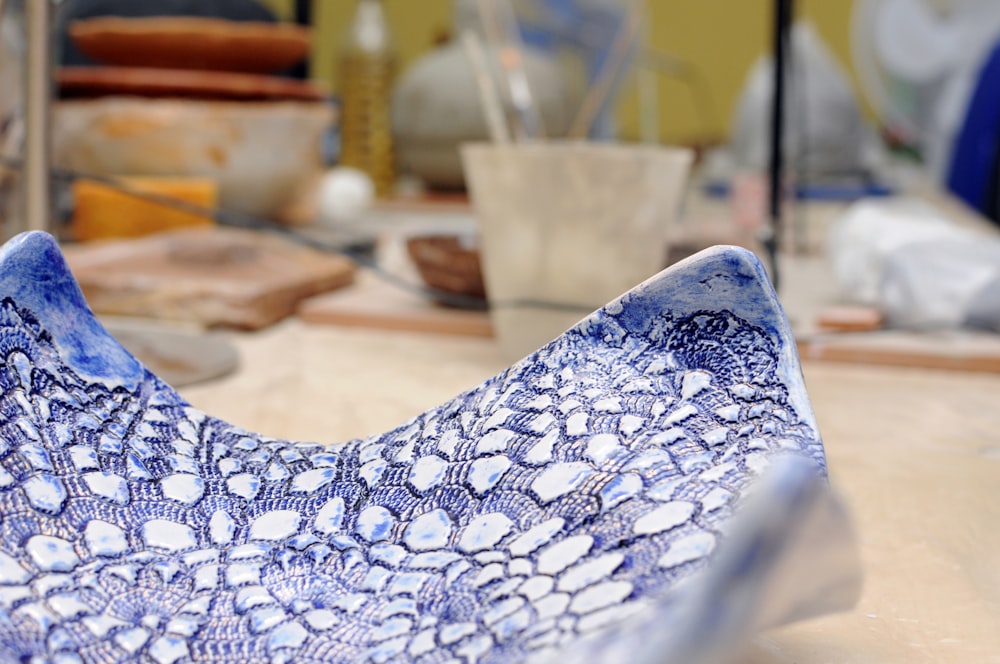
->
{"left": 391, "top": 39, "right": 572, "bottom": 190}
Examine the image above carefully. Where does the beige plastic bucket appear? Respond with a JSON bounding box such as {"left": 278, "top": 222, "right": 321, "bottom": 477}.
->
{"left": 462, "top": 141, "right": 692, "bottom": 359}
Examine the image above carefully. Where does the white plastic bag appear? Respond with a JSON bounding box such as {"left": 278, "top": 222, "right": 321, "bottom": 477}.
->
{"left": 828, "top": 197, "right": 1000, "bottom": 331}
{"left": 882, "top": 239, "right": 1000, "bottom": 331}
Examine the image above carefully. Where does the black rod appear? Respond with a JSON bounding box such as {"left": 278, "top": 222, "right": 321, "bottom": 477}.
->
{"left": 766, "top": 0, "right": 793, "bottom": 290}
{"left": 290, "top": 0, "right": 312, "bottom": 79}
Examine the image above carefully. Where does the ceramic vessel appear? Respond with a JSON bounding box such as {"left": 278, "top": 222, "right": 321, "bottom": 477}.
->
{"left": 53, "top": 98, "right": 332, "bottom": 218}
{"left": 392, "top": 37, "right": 572, "bottom": 189}
{"left": 0, "top": 232, "right": 859, "bottom": 663}
{"left": 67, "top": 16, "right": 312, "bottom": 74}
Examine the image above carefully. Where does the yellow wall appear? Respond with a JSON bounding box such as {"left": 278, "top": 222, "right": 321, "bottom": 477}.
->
{"left": 264, "top": 0, "right": 860, "bottom": 144}
{"left": 261, "top": 0, "right": 452, "bottom": 99}
{"left": 620, "top": 0, "right": 860, "bottom": 142}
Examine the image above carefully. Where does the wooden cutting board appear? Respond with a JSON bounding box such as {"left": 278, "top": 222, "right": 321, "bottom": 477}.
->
{"left": 298, "top": 271, "right": 493, "bottom": 337}
{"left": 66, "top": 228, "right": 355, "bottom": 330}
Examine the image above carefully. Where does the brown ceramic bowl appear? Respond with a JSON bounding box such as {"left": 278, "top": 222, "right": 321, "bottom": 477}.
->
{"left": 58, "top": 66, "right": 326, "bottom": 102}
{"left": 406, "top": 235, "right": 486, "bottom": 307}
{"left": 69, "top": 16, "right": 311, "bottom": 74}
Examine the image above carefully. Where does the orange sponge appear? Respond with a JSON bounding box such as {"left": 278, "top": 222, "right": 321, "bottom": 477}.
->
{"left": 71, "top": 176, "right": 217, "bottom": 241}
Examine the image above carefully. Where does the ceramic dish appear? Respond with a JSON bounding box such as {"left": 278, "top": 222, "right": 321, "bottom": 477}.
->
{"left": 54, "top": 98, "right": 333, "bottom": 217}
{"left": 0, "top": 233, "right": 860, "bottom": 663}
{"left": 69, "top": 17, "right": 311, "bottom": 74}
{"left": 58, "top": 66, "right": 326, "bottom": 102}
{"left": 406, "top": 234, "right": 486, "bottom": 306}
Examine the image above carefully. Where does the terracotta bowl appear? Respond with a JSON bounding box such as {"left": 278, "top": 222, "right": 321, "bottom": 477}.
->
{"left": 58, "top": 66, "right": 326, "bottom": 102}
{"left": 406, "top": 234, "right": 486, "bottom": 307}
{"left": 68, "top": 16, "right": 311, "bottom": 74}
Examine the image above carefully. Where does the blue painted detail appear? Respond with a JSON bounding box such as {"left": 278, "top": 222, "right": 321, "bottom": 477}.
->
{"left": 0, "top": 232, "right": 145, "bottom": 389}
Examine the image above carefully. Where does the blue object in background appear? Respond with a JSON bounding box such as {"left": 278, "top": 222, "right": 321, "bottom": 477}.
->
{"left": 946, "top": 38, "right": 1000, "bottom": 223}
{"left": 703, "top": 179, "right": 895, "bottom": 202}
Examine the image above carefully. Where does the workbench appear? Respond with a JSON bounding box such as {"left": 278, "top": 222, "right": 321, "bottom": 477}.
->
{"left": 178, "top": 317, "right": 1000, "bottom": 663}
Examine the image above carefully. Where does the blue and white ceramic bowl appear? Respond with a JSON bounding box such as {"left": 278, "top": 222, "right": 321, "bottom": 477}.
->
{"left": 0, "top": 232, "right": 859, "bottom": 663}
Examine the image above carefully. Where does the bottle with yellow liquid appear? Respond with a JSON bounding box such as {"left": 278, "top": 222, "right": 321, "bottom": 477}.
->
{"left": 338, "top": 0, "right": 396, "bottom": 198}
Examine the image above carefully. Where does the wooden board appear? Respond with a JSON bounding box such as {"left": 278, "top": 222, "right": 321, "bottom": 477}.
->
{"left": 297, "top": 271, "right": 493, "bottom": 337}
{"left": 797, "top": 330, "right": 1000, "bottom": 373}
{"left": 296, "top": 262, "right": 1000, "bottom": 371}
{"left": 66, "top": 228, "right": 355, "bottom": 330}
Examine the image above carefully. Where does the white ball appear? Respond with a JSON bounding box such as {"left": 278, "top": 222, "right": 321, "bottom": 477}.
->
{"left": 316, "top": 167, "right": 376, "bottom": 225}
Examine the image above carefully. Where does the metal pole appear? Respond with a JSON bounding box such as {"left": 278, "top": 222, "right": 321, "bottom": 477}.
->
{"left": 290, "top": 0, "right": 312, "bottom": 79}
{"left": 24, "top": 0, "right": 51, "bottom": 233}
{"left": 765, "top": 0, "right": 792, "bottom": 290}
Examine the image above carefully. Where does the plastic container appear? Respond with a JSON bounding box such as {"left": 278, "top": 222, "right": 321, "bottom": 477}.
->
{"left": 462, "top": 141, "right": 692, "bottom": 359}
{"left": 338, "top": 0, "right": 396, "bottom": 198}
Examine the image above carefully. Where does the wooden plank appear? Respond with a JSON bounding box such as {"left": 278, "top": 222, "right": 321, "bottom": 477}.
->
{"left": 797, "top": 331, "right": 1000, "bottom": 374}
{"left": 814, "top": 305, "right": 884, "bottom": 332}
{"left": 297, "top": 271, "right": 493, "bottom": 338}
